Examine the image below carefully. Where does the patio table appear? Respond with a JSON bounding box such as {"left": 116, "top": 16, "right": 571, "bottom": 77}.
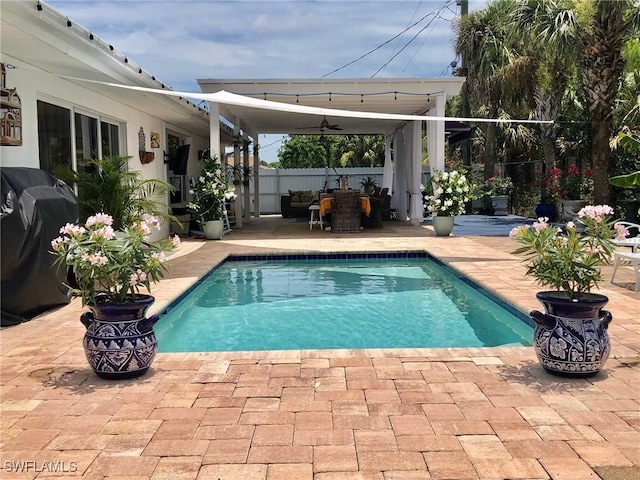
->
{"left": 319, "top": 194, "right": 371, "bottom": 217}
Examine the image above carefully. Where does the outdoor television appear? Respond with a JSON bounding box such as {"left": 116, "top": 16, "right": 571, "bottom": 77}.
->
{"left": 170, "top": 144, "right": 190, "bottom": 175}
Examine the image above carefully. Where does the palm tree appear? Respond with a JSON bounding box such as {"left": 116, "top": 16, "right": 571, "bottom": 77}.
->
{"left": 455, "top": 0, "right": 533, "bottom": 180}
{"left": 55, "top": 155, "right": 174, "bottom": 230}
{"left": 515, "top": 0, "right": 640, "bottom": 204}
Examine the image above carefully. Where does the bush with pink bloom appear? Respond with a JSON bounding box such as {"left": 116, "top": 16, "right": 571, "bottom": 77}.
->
{"left": 509, "top": 205, "right": 623, "bottom": 298}
{"left": 51, "top": 213, "right": 180, "bottom": 306}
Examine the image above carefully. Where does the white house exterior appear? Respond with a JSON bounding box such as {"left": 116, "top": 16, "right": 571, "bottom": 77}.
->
{"left": 0, "top": 1, "right": 230, "bottom": 237}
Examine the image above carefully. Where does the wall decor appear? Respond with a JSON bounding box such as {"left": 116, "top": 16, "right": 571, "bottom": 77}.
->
{"left": 138, "top": 126, "right": 155, "bottom": 164}
{"left": 150, "top": 131, "right": 160, "bottom": 148}
{"left": 1, "top": 63, "right": 22, "bottom": 146}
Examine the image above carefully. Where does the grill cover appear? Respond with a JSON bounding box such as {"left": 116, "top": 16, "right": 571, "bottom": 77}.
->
{"left": 1, "top": 167, "right": 78, "bottom": 326}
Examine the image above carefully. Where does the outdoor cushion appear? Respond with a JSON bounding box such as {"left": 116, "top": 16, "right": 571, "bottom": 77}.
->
{"left": 289, "top": 190, "right": 314, "bottom": 205}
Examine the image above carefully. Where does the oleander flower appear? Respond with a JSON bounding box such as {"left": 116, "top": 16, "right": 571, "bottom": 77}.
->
{"left": 509, "top": 205, "right": 623, "bottom": 299}
{"left": 50, "top": 213, "right": 179, "bottom": 306}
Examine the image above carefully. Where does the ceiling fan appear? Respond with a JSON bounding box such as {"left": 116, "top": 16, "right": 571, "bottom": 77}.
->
{"left": 297, "top": 116, "right": 343, "bottom": 132}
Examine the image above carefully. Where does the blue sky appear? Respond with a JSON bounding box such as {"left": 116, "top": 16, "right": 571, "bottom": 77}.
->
{"left": 47, "top": 0, "right": 485, "bottom": 162}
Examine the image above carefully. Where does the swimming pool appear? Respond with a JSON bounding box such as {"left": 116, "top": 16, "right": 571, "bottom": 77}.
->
{"left": 155, "top": 253, "right": 533, "bottom": 352}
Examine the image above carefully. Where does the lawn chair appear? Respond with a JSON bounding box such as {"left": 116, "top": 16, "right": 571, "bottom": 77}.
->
{"left": 611, "top": 251, "right": 640, "bottom": 291}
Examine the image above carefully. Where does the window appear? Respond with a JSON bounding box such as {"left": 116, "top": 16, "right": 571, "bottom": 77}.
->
{"left": 75, "top": 113, "right": 98, "bottom": 162}
{"left": 37, "top": 100, "right": 122, "bottom": 173}
{"left": 37, "top": 101, "right": 71, "bottom": 173}
{"left": 101, "top": 121, "right": 120, "bottom": 157}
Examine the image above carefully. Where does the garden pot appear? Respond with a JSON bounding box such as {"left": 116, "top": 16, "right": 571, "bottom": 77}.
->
{"left": 80, "top": 294, "right": 159, "bottom": 380}
{"left": 490, "top": 195, "right": 509, "bottom": 216}
{"left": 530, "top": 291, "right": 612, "bottom": 377}
{"left": 203, "top": 219, "right": 224, "bottom": 240}
{"left": 562, "top": 199, "right": 587, "bottom": 222}
{"left": 535, "top": 203, "right": 556, "bottom": 222}
{"left": 432, "top": 216, "right": 454, "bottom": 236}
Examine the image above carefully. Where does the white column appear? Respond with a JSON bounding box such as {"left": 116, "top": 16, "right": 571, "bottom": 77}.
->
{"left": 409, "top": 120, "right": 423, "bottom": 226}
{"left": 382, "top": 134, "right": 393, "bottom": 194}
{"left": 208, "top": 102, "right": 221, "bottom": 160}
{"left": 426, "top": 94, "right": 446, "bottom": 174}
{"left": 393, "top": 128, "right": 408, "bottom": 221}
{"left": 233, "top": 120, "right": 242, "bottom": 228}
{"left": 243, "top": 132, "right": 251, "bottom": 222}
{"left": 253, "top": 139, "right": 260, "bottom": 217}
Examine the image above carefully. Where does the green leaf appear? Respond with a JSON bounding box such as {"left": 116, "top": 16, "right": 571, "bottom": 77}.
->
{"left": 609, "top": 171, "right": 640, "bottom": 188}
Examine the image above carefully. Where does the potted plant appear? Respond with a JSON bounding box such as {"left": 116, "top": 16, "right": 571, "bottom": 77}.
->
{"left": 425, "top": 169, "right": 476, "bottom": 236}
{"left": 509, "top": 205, "right": 629, "bottom": 376}
{"left": 51, "top": 213, "right": 181, "bottom": 379}
{"left": 241, "top": 164, "right": 255, "bottom": 187}
{"left": 548, "top": 165, "right": 593, "bottom": 221}
{"left": 485, "top": 176, "right": 514, "bottom": 216}
{"left": 189, "top": 156, "right": 236, "bottom": 239}
{"left": 53, "top": 155, "right": 176, "bottom": 232}
{"left": 535, "top": 173, "right": 558, "bottom": 222}
{"left": 360, "top": 176, "right": 377, "bottom": 194}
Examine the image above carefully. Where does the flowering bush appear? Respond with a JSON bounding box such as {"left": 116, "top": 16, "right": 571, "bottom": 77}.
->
{"left": 547, "top": 165, "right": 593, "bottom": 200}
{"left": 188, "top": 156, "right": 236, "bottom": 225}
{"left": 509, "top": 205, "right": 627, "bottom": 299}
{"left": 425, "top": 169, "right": 476, "bottom": 216}
{"left": 485, "top": 176, "right": 514, "bottom": 196}
{"left": 51, "top": 213, "right": 180, "bottom": 306}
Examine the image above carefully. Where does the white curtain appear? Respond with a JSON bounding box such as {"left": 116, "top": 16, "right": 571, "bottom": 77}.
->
{"left": 408, "top": 120, "right": 423, "bottom": 225}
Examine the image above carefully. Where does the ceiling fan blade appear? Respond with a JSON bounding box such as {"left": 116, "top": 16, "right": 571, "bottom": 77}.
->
{"left": 326, "top": 125, "right": 343, "bottom": 131}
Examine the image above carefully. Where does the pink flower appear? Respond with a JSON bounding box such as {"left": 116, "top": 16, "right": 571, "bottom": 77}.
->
{"left": 532, "top": 217, "right": 549, "bottom": 232}
{"left": 86, "top": 213, "right": 113, "bottom": 227}
{"left": 81, "top": 253, "right": 108, "bottom": 266}
{"left": 151, "top": 252, "right": 167, "bottom": 262}
{"left": 509, "top": 225, "right": 528, "bottom": 238}
{"left": 172, "top": 235, "right": 181, "bottom": 248}
{"left": 578, "top": 205, "right": 614, "bottom": 222}
{"left": 50, "top": 236, "right": 65, "bottom": 251}
{"left": 60, "top": 223, "right": 85, "bottom": 237}
{"left": 136, "top": 269, "right": 147, "bottom": 282}
{"left": 615, "top": 224, "right": 629, "bottom": 241}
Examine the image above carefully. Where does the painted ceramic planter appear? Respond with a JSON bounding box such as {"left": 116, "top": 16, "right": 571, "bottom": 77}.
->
{"left": 530, "top": 291, "right": 612, "bottom": 377}
{"left": 81, "top": 294, "right": 159, "bottom": 379}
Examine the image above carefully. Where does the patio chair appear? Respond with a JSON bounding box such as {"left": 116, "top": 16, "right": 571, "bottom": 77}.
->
{"left": 332, "top": 190, "right": 361, "bottom": 233}
{"left": 611, "top": 251, "right": 640, "bottom": 291}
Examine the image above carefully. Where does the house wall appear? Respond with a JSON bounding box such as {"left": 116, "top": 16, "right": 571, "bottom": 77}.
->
{"left": 0, "top": 58, "right": 209, "bottom": 239}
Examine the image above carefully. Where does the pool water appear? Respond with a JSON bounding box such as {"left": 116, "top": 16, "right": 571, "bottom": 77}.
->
{"left": 155, "top": 255, "right": 532, "bottom": 352}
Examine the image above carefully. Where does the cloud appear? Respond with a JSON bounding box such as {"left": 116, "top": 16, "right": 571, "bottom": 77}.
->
{"left": 46, "top": 0, "right": 483, "bottom": 160}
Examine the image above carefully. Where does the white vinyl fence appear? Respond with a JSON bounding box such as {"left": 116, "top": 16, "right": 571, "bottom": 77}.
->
{"left": 247, "top": 167, "right": 431, "bottom": 214}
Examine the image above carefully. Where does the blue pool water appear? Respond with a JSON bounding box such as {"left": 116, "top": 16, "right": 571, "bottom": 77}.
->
{"left": 155, "top": 254, "right": 533, "bottom": 352}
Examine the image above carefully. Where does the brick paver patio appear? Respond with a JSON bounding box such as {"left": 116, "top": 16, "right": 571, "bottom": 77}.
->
{"left": 1, "top": 216, "right": 638, "bottom": 479}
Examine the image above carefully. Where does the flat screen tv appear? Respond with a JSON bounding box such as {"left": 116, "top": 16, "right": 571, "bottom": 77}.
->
{"left": 170, "top": 144, "right": 190, "bottom": 175}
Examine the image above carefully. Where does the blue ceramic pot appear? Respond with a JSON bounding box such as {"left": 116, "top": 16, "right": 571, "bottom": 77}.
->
{"left": 530, "top": 292, "right": 612, "bottom": 377}
{"left": 534, "top": 203, "right": 556, "bottom": 222}
{"left": 80, "top": 294, "right": 159, "bottom": 379}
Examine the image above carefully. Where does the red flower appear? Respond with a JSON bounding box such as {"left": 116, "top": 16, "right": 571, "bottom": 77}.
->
{"left": 585, "top": 169, "right": 592, "bottom": 178}
{"left": 567, "top": 164, "right": 580, "bottom": 176}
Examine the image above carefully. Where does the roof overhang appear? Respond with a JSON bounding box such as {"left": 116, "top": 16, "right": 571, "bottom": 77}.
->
{"left": 0, "top": 0, "right": 213, "bottom": 138}
{"left": 198, "top": 78, "right": 465, "bottom": 137}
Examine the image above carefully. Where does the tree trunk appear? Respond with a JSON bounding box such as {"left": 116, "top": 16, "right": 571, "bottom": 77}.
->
{"left": 542, "top": 137, "right": 556, "bottom": 174}
{"left": 591, "top": 120, "right": 612, "bottom": 205}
